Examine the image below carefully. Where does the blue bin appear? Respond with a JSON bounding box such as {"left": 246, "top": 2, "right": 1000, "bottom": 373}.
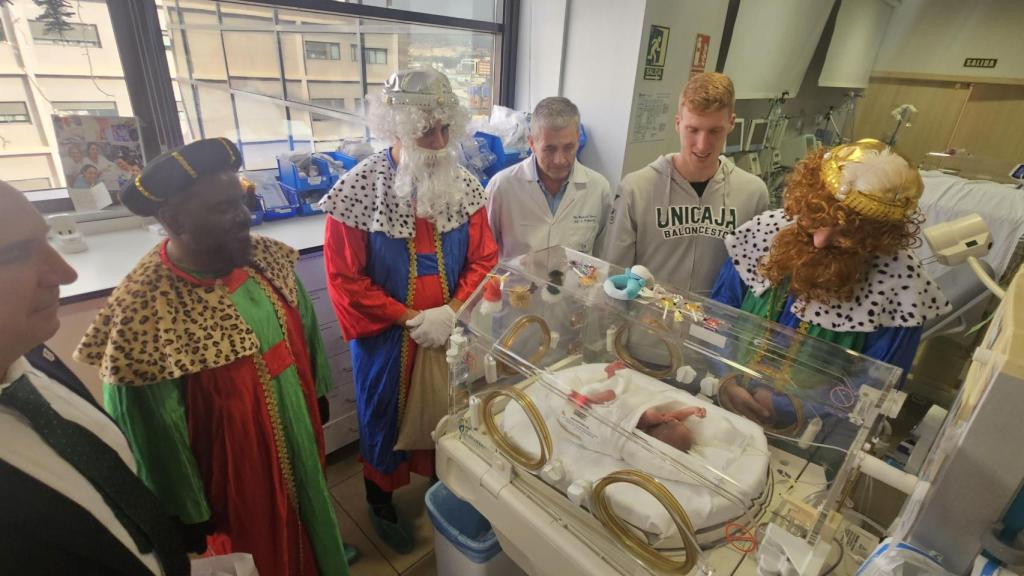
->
{"left": 474, "top": 131, "right": 529, "bottom": 180}
{"left": 277, "top": 154, "right": 342, "bottom": 192}
{"left": 425, "top": 482, "right": 503, "bottom": 565}
{"left": 279, "top": 182, "right": 327, "bottom": 217}
{"left": 322, "top": 151, "right": 359, "bottom": 171}
{"left": 262, "top": 180, "right": 299, "bottom": 221}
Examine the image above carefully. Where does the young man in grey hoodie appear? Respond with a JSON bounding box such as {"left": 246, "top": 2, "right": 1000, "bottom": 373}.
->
{"left": 602, "top": 72, "right": 770, "bottom": 294}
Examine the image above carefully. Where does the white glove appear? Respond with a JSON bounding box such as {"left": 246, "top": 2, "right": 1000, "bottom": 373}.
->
{"left": 406, "top": 305, "right": 457, "bottom": 348}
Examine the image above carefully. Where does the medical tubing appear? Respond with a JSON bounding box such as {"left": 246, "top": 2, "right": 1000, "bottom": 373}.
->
{"left": 968, "top": 256, "right": 1006, "bottom": 299}
{"left": 763, "top": 430, "right": 849, "bottom": 454}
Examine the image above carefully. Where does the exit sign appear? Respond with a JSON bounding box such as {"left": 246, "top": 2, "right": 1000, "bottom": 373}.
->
{"left": 963, "top": 58, "right": 998, "bottom": 68}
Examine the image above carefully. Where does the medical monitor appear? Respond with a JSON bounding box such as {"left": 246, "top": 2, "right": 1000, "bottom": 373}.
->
{"left": 725, "top": 118, "right": 744, "bottom": 154}
{"left": 746, "top": 119, "right": 769, "bottom": 152}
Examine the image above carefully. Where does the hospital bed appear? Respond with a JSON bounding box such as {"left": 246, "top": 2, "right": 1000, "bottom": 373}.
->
{"left": 905, "top": 167, "right": 1024, "bottom": 404}
{"left": 436, "top": 247, "right": 905, "bottom": 575}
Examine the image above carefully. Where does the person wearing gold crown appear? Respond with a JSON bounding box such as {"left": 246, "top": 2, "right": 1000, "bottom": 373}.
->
{"left": 320, "top": 69, "right": 498, "bottom": 553}
{"left": 709, "top": 139, "right": 950, "bottom": 428}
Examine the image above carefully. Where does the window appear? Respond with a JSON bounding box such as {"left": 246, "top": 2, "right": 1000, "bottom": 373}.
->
{"left": 29, "top": 20, "right": 101, "bottom": 47}
{"left": 304, "top": 41, "right": 341, "bottom": 61}
{"left": 311, "top": 98, "right": 345, "bottom": 121}
{"left": 52, "top": 101, "right": 119, "bottom": 117}
{"left": 360, "top": 0, "right": 502, "bottom": 23}
{"left": 5, "top": 1, "right": 133, "bottom": 194}
{"left": 169, "top": 1, "right": 503, "bottom": 170}
{"left": 350, "top": 45, "right": 388, "bottom": 65}
{"left": 8, "top": 0, "right": 507, "bottom": 200}
{"left": 0, "top": 102, "right": 31, "bottom": 124}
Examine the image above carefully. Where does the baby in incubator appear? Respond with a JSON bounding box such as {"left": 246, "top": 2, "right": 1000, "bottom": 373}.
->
{"left": 574, "top": 360, "right": 706, "bottom": 453}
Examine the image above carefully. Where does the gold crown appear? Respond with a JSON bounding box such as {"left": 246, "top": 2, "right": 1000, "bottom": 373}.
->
{"left": 820, "top": 138, "right": 923, "bottom": 222}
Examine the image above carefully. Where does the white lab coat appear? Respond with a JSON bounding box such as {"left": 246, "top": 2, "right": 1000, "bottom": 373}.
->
{"left": 486, "top": 157, "right": 611, "bottom": 261}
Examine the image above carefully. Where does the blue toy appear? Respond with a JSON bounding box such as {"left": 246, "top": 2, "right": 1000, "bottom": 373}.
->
{"left": 603, "top": 265, "right": 654, "bottom": 301}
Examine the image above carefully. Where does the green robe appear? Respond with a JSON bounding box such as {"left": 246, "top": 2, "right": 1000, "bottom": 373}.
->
{"left": 105, "top": 271, "right": 347, "bottom": 576}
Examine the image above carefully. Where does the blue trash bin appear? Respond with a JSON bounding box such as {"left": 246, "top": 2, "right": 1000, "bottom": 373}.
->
{"left": 425, "top": 482, "right": 525, "bottom": 575}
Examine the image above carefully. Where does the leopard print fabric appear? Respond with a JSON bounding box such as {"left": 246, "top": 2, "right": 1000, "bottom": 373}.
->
{"left": 74, "top": 235, "right": 300, "bottom": 386}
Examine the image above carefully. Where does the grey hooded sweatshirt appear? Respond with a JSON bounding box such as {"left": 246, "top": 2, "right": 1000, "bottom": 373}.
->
{"left": 602, "top": 154, "right": 770, "bottom": 294}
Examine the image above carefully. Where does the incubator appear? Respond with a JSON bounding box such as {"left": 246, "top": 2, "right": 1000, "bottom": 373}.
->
{"left": 435, "top": 247, "right": 905, "bottom": 575}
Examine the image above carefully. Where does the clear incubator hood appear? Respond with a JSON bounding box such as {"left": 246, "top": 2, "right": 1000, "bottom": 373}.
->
{"left": 435, "top": 247, "right": 904, "bottom": 575}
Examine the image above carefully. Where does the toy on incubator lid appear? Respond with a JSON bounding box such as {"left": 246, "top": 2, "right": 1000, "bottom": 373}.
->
{"left": 541, "top": 270, "right": 565, "bottom": 304}
{"left": 568, "top": 259, "right": 600, "bottom": 287}
{"left": 479, "top": 275, "right": 504, "bottom": 316}
{"left": 603, "top": 264, "right": 654, "bottom": 300}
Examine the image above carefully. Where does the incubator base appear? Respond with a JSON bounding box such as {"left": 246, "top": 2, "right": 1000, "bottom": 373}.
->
{"left": 437, "top": 423, "right": 833, "bottom": 575}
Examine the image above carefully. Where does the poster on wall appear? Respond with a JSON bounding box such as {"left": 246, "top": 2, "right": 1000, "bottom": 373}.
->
{"left": 630, "top": 92, "right": 672, "bottom": 143}
{"left": 52, "top": 115, "right": 144, "bottom": 210}
{"left": 690, "top": 34, "right": 711, "bottom": 78}
{"left": 643, "top": 25, "right": 670, "bottom": 81}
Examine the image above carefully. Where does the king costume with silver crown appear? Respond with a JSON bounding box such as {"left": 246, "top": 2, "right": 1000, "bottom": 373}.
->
{"left": 319, "top": 69, "right": 497, "bottom": 508}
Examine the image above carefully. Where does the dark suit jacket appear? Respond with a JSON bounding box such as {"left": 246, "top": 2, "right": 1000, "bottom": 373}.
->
{"left": 0, "top": 345, "right": 167, "bottom": 576}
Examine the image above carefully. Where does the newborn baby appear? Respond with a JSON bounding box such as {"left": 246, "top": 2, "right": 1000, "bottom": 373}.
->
{"left": 577, "top": 361, "right": 707, "bottom": 452}
{"left": 638, "top": 404, "right": 706, "bottom": 452}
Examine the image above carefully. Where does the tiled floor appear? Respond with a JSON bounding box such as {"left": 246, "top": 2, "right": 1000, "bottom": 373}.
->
{"left": 325, "top": 444, "right": 438, "bottom": 576}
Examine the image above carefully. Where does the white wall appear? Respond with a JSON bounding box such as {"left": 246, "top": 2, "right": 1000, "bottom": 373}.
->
{"left": 513, "top": 0, "right": 567, "bottom": 113}
{"left": 620, "top": 0, "right": 730, "bottom": 175}
{"left": 0, "top": 154, "right": 56, "bottom": 188}
{"left": 0, "top": 77, "right": 48, "bottom": 148}
{"left": 724, "top": 0, "right": 835, "bottom": 99}
{"left": 560, "top": 0, "right": 646, "bottom": 183}
{"left": 523, "top": 0, "right": 732, "bottom": 182}
{"left": 35, "top": 76, "right": 133, "bottom": 116}
{"left": 873, "top": 0, "right": 1024, "bottom": 82}
{"left": 819, "top": 0, "right": 893, "bottom": 89}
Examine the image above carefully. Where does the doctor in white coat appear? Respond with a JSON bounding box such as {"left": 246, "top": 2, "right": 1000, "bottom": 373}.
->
{"left": 486, "top": 97, "right": 611, "bottom": 261}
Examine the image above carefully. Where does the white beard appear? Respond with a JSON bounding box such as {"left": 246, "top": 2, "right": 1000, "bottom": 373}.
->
{"left": 393, "top": 144, "right": 464, "bottom": 220}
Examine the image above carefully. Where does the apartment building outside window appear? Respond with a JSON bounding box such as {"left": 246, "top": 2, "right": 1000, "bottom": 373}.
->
{"left": 169, "top": 0, "right": 505, "bottom": 170}
{"left": 351, "top": 45, "right": 388, "bottom": 65}
{"left": 305, "top": 40, "right": 341, "bottom": 61}
{"left": 29, "top": 20, "right": 101, "bottom": 47}
{"left": 5, "top": 0, "right": 513, "bottom": 198}
{"left": 311, "top": 98, "right": 346, "bottom": 121}
{"left": 52, "top": 101, "right": 119, "bottom": 117}
{"left": 0, "top": 102, "right": 31, "bottom": 123}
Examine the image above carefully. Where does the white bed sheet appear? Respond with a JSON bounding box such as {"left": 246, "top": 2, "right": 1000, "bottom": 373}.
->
{"left": 500, "top": 364, "right": 770, "bottom": 548}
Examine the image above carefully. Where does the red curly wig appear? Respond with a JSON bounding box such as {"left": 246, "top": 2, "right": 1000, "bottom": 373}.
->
{"left": 759, "top": 149, "right": 924, "bottom": 303}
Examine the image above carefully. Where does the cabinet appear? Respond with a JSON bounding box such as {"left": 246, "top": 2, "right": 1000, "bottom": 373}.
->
{"left": 297, "top": 251, "right": 359, "bottom": 454}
